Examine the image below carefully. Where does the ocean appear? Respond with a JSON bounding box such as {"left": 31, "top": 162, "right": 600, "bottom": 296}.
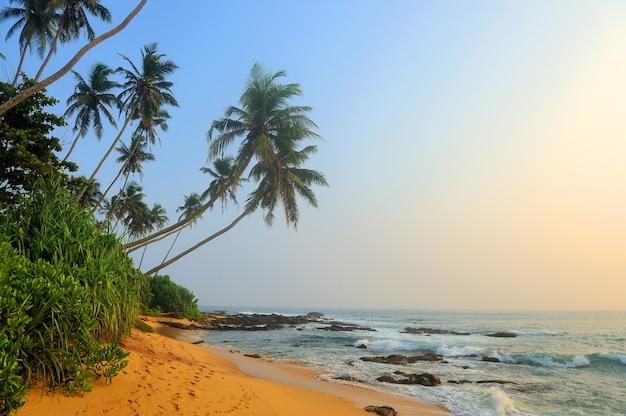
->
{"left": 198, "top": 308, "right": 625, "bottom": 416}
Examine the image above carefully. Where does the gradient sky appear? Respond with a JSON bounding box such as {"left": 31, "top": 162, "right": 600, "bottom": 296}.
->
{"left": 2, "top": 1, "right": 625, "bottom": 310}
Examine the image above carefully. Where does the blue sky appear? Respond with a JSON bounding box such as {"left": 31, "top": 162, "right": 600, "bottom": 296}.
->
{"left": 2, "top": 1, "right": 625, "bottom": 309}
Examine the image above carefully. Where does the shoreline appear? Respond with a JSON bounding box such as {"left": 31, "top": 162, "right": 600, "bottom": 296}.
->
{"left": 17, "top": 316, "right": 450, "bottom": 416}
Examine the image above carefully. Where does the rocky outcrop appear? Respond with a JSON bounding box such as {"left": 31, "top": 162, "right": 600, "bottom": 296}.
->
{"left": 364, "top": 405, "right": 398, "bottom": 416}
{"left": 401, "top": 327, "right": 470, "bottom": 336}
{"left": 159, "top": 313, "right": 320, "bottom": 331}
{"left": 318, "top": 323, "right": 377, "bottom": 332}
{"left": 377, "top": 371, "right": 441, "bottom": 386}
{"left": 482, "top": 356, "right": 500, "bottom": 362}
{"left": 360, "top": 353, "right": 442, "bottom": 365}
{"left": 485, "top": 332, "right": 517, "bottom": 338}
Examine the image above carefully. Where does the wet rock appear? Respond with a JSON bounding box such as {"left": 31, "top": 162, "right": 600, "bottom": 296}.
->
{"left": 364, "top": 405, "right": 398, "bottom": 416}
{"left": 448, "top": 379, "right": 472, "bottom": 384}
{"left": 360, "top": 353, "right": 443, "bottom": 365}
{"left": 401, "top": 327, "right": 470, "bottom": 336}
{"left": 476, "top": 379, "right": 517, "bottom": 385}
{"left": 376, "top": 372, "right": 441, "bottom": 386}
{"left": 306, "top": 312, "right": 324, "bottom": 320}
{"left": 244, "top": 353, "right": 262, "bottom": 359}
{"left": 485, "top": 332, "right": 517, "bottom": 338}
{"left": 319, "top": 323, "right": 377, "bottom": 332}
{"left": 482, "top": 356, "right": 500, "bottom": 362}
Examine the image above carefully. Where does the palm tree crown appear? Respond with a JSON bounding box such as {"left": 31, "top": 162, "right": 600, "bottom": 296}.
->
{"left": 208, "top": 62, "right": 326, "bottom": 227}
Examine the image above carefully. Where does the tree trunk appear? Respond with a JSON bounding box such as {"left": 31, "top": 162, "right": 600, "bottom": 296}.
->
{"left": 35, "top": 27, "right": 62, "bottom": 82}
{"left": 11, "top": 47, "right": 27, "bottom": 87}
{"left": 76, "top": 114, "right": 133, "bottom": 202}
{"left": 62, "top": 130, "right": 82, "bottom": 161}
{"left": 143, "top": 210, "right": 249, "bottom": 277}
{"left": 0, "top": 0, "right": 147, "bottom": 116}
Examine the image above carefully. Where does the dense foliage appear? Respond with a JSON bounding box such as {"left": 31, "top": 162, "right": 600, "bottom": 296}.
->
{"left": 0, "top": 238, "right": 129, "bottom": 414}
{"left": 2, "top": 179, "right": 144, "bottom": 342}
{"left": 143, "top": 275, "right": 202, "bottom": 320}
{"left": 0, "top": 79, "right": 76, "bottom": 209}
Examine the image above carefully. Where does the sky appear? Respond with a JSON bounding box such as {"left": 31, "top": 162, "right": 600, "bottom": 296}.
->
{"left": 2, "top": 1, "right": 625, "bottom": 310}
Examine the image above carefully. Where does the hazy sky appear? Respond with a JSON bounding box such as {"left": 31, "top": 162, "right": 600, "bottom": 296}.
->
{"left": 2, "top": 1, "right": 625, "bottom": 310}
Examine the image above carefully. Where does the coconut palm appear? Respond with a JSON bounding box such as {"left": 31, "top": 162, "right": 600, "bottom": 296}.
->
{"left": 157, "top": 192, "right": 204, "bottom": 272}
{"left": 63, "top": 62, "right": 121, "bottom": 161}
{"left": 35, "top": 0, "right": 111, "bottom": 82}
{"left": 200, "top": 155, "right": 242, "bottom": 212}
{"left": 0, "top": 0, "right": 58, "bottom": 86}
{"left": 0, "top": 0, "right": 147, "bottom": 117}
{"left": 76, "top": 42, "right": 178, "bottom": 202}
{"left": 97, "top": 132, "right": 154, "bottom": 213}
{"left": 136, "top": 202, "right": 167, "bottom": 267}
{"left": 141, "top": 63, "right": 327, "bottom": 276}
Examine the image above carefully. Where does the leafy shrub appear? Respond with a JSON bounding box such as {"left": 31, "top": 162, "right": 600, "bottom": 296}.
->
{"left": 144, "top": 275, "right": 202, "bottom": 319}
{"left": 0, "top": 238, "right": 129, "bottom": 414}
{"left": 2, "top": 179, "right": 143, "bottom": 343}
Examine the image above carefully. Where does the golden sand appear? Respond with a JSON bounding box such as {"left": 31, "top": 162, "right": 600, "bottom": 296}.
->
{"left": 18, "top": 317, "right": 449, "bottom": 416}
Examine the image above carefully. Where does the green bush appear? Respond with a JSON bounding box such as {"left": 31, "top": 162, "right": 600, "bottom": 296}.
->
{"left": 144, "top": 275, "right": 202, "bottom": 320}
{"left": 2, "top": 179, "right": 143, "bottom": 343}
{"left": 0, "top": 238, "right": 129, "bottom": 414}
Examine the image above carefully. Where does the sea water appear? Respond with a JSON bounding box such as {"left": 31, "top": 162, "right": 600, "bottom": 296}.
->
{"left": 198, "top": 308, "right": 625, "bottom": 416}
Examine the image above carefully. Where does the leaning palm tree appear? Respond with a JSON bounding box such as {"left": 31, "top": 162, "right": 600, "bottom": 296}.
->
{"left": 76, "top": 42, "right": 178, "bottom": 202}
{"left": 141, "top": 63, "right": 327, "bottom": 276}
{"left": 137, "top": 202, "right": 167, "bottom": 267}
{"left": 0, "top": 0, "right": 58, "bottom": 86}
{"left": 63, "top": 62, "right": 121, "bottom": 161}
{"left": 200, "top": 155, "right": 242, "bottom": 212}
{"left": 35, "top": 0, "right": 111, "bottom": 82}
{"left": 0, "top": 0, "right": 147, "bottom": 117}
{"left": 158, "top": 192, "right": 204, "bottom": 272}
{"left": 128, "top": 62, "right": 321, "bottom": 253}
{"left": 96, "top": 132, "right": 154, "bottom": 212}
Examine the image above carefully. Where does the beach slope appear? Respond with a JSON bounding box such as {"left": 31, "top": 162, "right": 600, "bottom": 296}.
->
{"left": 18, "top": 320, "right": 448, "bottom": 415}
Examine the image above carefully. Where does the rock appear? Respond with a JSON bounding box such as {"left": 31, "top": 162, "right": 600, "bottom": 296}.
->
{"left": 319, "top": 323, "right": 377, "bottom": 332}
{"left": 485, "top": 332, "right": 517, "bottom": 338}
{"left": 448, "top": 379, "right": 472, "bottom": 384}
{"left": 476, "top": 379, "right": 517, "bottom": 385}
{"left": 364, "top": 405, "right": 398, "bottom": 416}
{"left": 306, "top": 312, "right": 324, "bottom": 320}
{"left": 401, "top": 327, "right": 470, "bottom": 336}
{"left": 482, "top": 356, "right": 500, "bottom": 362}
{"left": 360, "top": 353, "right": 443, "bottom": 365}
{"left": 244, "top": 353, "right": 262, "bottom": 359}
{"left": 376, "top": 372, "right": 441, "bottom": 386}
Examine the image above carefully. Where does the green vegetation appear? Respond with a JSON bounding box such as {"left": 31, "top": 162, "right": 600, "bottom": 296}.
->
{"left": 0, "top": 2, "right": 327, "bottom": 414}
{"left": 0, "top": 181, "right": 137, "bottom": 414}
{"left": 142, "top": 275, "right": 203, "bottom": 320}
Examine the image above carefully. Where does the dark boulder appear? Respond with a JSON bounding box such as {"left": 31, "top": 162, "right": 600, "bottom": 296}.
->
{"left": 401, "top": 327, "right": 470, "bottom": 336}
{"left": 364, "top": 405, "right": 398, "bottom": 416}
{"left": 482, "top": 356, "right": 500, "bottom": 362}
{"left": 376, "top": 372, "right": 441, "bottom": 386}
{"left": 360, "top": 353, "right": 443, "bottom": 365}
{"left": 485, "top": 332, "right": 517, "bottom": 338}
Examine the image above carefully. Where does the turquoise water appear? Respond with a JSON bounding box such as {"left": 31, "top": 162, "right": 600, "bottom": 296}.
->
{"left": 199, "top": 308, "right": 626, "bottom": 416}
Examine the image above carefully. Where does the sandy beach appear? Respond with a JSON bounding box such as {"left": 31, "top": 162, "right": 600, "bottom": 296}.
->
{"left": 17, "top": 317, "right": 449, "bottom": 416}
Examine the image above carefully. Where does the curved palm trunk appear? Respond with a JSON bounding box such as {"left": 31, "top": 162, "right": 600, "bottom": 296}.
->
{"left": 160, "top": 228, "right": 182, "bottom": 263}
{"left": 95, "top": 163, "right": 128, "bottom": 212}
{"left": 11, "top": 47, "right": 27, "bottom": 87}
{"left": 35, "top": 28, "right": 62, "bottom": 82}
{"left": 125, "top": 153, "right": 253, "bottom": 251}
{"left": 143, "top": 210, "right": 249, "bottom": 277}
{"left": 76, "top": 114, "right": 133, "bottom": 202}
{"left": 0, "top": 0, "right": 147, "bottom": 117}
{"left": 101, "top": 172, "right": 130, "bottom": 225}
{"left": 62, "top": 130, "right": 83, "bottom": 161}
{"left": 96, "top": 131, "right": 145, "bottom": 208}
{"left": 138, "top": 245, "right": 148, "bottom": 268}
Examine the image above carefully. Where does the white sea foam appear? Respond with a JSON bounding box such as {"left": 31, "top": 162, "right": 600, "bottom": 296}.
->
{"left": 435, "top": 344, "right": 482, "bottom": 357}
{"left": 500, "top": 353, "right": 591, "bottom": 368}
{"left": 491, "top": 388, "right": 514, "bottom": 415}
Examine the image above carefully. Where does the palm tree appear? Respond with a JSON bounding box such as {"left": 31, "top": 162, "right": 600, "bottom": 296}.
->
{"left": 158, "top": 192, "right": 204, "bottom": 271}
{"left": 67, "top": 175, "right": 102, "bottom": 209}
{"left": 97, "top": 132, "right": 154, "bottom": 212}
{"left": 141, "top": 63, "right": 327, "bottom": 275}
{"left": 0, "top": 0, "right": 58, "bottom": 86}
{"left": 0, "top": 0, "right": 147, "bottom": 117}
{"left": 128, "top": 62, "right": 321, "bottom": 252}
{"left": 137, "top": 202, "right": 167, "bottom": 267}
{"left": 35, "top": 0, "right": 111, "bottom": 82}
{"left": 63, "top": 62, "right": 121, "bottom": 161}
{"left": 200, "top": 155, "right": 242, "bottom": 212}
{"left": 76, "top": 42, "right": 178, "bottom": 202}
